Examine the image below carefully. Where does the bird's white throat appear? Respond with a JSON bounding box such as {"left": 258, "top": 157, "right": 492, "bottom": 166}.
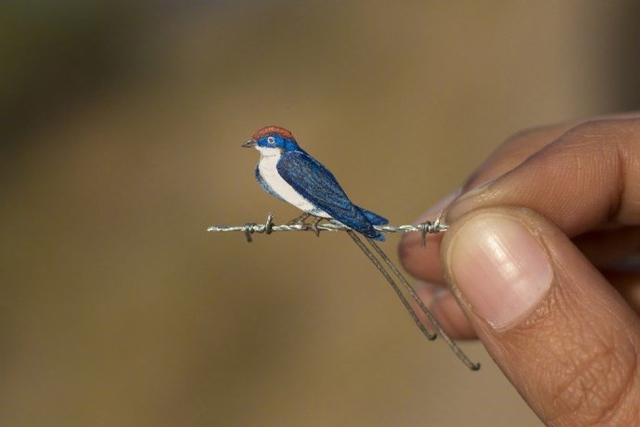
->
{"left": 256, "top": 146, "right": 280, "bottom": 157}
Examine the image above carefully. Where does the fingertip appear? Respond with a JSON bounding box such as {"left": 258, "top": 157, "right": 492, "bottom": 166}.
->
{"left": 432, "top": 289, "right": 478, "bottom": 340}
{"left": 398, "top": 232, "right": 445, "bottom": 282}
{"left": 415, "top": 282, "right": 477, "bottom": 340}
{"left": 398, "top": 189, "right": 460, "bottom": 282}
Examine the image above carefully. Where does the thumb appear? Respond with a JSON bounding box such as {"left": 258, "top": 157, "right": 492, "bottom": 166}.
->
{"left": 442, "top": 207, "right": 640, "bottom": 426}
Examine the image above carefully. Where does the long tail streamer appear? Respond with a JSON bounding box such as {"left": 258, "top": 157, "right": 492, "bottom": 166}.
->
{"left": 347, "top": 230, "right": 480, "bottom": 371}
{"left": 208, "top": 215, "right": 480, "bottom": 371}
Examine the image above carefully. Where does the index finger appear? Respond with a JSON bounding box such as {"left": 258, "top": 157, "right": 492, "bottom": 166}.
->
{"left": 399, "top": 122, "right": 572, "bottom": 284}
{"left": 448, "top": 116, "right": 640, "bottom": 235}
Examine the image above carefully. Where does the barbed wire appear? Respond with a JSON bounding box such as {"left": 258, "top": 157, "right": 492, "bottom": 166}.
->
{"left": 206, "top": 214, "right": 448, "bottom": 243}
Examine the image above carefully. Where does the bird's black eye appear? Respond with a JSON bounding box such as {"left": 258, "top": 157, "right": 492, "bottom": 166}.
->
{"left": 267, "top": 136, "right": 276, "bottom": 145}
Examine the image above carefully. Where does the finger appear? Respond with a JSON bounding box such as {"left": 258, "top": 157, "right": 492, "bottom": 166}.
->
{"left": 400, "top": 113, "right": 640, "bottom": 284}
{"left": 401, "top": 123, "right": 572, "bottom": 283}
{"left": 448, "top": 117, "right": 640, "bottom": 235}
{"left": 414, "top": 282, "right": 476, "bottom": 340}
{"left": 443, "top": 207, "right": 640, "bottom": 425}
{"left": 415, "top": 270, "right": 640, "bottom": 341}
{"left": 402, "top": 208, "right": 640, "bottom": 285}
{"left": 399, "top": 190, "right": 459, "bottom": 284}
{"left": 463, "top": 122, "right": 574, "bottom": 190}
{"left": 463, "top": 111, "right": 640, "bottom": 191}
{"left": 409, "top": 250, "right": 640, "bottom": 343}
{"left": 411, "top": 266, "right": 640, "bottom": 343}
{"left": 409, "top": 236, "right": 640, "bottom": 343}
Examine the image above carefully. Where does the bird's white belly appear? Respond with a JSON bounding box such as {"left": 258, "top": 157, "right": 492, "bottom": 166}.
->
{"left": 258, "top": 151, "right": 331, "bottom": 218}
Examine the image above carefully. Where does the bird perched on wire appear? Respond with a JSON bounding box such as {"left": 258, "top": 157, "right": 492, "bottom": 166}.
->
{"left": 243, "top": 126, "right": 388, "bottom": 240}
{"left": 240, "top": 125, "right": 480, "bottom": 370}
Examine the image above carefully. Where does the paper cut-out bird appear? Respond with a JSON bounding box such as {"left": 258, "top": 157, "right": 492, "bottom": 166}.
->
{"left": 243, "top": 126, "right": 388, "bottom": 240}
{"left": 239, "top": 125, "right": 480, "bottom": 370}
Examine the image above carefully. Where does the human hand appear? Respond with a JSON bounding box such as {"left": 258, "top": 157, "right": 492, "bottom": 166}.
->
{"left": 399, "top": 115, "right": 640, "bottom": 426}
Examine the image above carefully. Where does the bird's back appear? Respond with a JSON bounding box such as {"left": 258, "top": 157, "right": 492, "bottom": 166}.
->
{"left": 276, "top": 150, "right": 386, "bottom": 240}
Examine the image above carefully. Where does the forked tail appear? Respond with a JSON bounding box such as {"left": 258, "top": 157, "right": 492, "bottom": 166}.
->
{"left": 346, "top": 230, "right": 480, "bottom": 371}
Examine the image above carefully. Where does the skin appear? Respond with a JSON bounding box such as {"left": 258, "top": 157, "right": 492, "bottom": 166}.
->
{"left": 398, "top": 114, "right": 640, "bottom": 426}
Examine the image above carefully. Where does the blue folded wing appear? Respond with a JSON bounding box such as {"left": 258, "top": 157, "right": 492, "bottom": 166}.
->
{"left": 358, "top": 207, "right": 388, "bottom": 225}
{"left": 276, "top": 151, "right": 384, "bottom": 240}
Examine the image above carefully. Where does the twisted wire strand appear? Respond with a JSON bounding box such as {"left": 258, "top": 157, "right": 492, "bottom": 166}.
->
{"left": 207, "top": 214, "right": 447, "bottom": 243}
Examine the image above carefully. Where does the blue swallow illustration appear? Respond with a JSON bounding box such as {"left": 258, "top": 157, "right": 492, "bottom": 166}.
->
{"left": 243, "top": 126, "right": 388, "bottom": 240}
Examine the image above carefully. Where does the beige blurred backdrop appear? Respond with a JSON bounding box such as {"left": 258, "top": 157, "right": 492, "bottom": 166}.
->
{"left": 2, "top": 1, "right": 639, "bottom": 426}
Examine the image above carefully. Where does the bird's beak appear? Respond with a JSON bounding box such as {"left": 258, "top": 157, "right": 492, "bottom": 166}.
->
{"left": 242, "top": 139, "right": 256, "bottom": 148}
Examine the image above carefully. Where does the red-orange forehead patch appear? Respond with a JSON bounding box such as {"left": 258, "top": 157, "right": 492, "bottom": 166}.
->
{"left": 251, "top": 126, "right": 294, "bottom": 140}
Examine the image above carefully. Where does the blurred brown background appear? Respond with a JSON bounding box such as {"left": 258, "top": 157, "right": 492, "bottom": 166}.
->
{"left": 1, "top": 1, "right": 639, "bottom": 426}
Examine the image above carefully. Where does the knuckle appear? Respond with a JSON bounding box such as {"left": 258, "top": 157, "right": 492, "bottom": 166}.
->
{"left": 570, "top": 118, "right": 611, "bottom": 134}
{"left": 545, "top": 326, "right": 639, "bottom": 425}
{"left": 501, "top": 122, "right": 570, "bottom": 153}
{"left": 504, "top": 124, "right": 556, "bottom": 146}
{"left": 559, "top": 120, "right": 612, "bottom": 150}
{"left": 462, "top": 123, "right": 570, "bottom": 191}
{"left": 537, "top": 120, "right": 621, "bottom": 170}
{"left": 562, "top": 117, "right": 640, "bottom": 148}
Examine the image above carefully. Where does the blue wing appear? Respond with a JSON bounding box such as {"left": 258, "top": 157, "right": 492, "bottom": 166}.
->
{"left": 358, "top": 207, "right": 388, "bottom": 225}
{"left": 276, "top": 150, "right": 385, "bottom": 240}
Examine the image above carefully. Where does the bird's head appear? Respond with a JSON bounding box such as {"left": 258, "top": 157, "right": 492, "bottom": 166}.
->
{"left": 242, "top": 126, "right": 299, "bottom": 155}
